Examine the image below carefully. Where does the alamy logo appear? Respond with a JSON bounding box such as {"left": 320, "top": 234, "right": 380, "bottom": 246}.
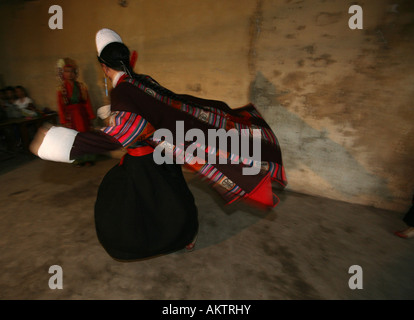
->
{"left": 348, "top": 265, "right": 363, "bottom": 289}
{"left": 48, "top": 265, "right": 63, "bottom": 289}
{"left": 348, "top": 5, "right": 363, "bottom": 30}
{"left": 152, "top": 121, "right": 262, "bottom": 175}
{"left": 48, "top": 5, "right": 63, "bottom": 30}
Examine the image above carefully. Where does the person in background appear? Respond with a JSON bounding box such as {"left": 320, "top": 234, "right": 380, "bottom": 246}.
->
{"left": 394, "top": 195, "right": 414, "bottom": 239}
{"left": 1, "top": 87, "right": 23, "bottom": 150}
{"left": 14, "top": 85, "right": 39, "bottom": 118}
{"left": 0, "top": 89, "right": 10, "bottom": 148}
{"left": 56, "top": 58, "right": 96, "bottom": 167}
{"left": 3, "top": 87, "right": 22, "bottom": 119}
{"left": 0, "top": 88, "right": 8, "bottom": 121}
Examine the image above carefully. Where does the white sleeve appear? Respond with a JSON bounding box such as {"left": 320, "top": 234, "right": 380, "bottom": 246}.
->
{"left": 37, "top": 126, "right": 79, "bottom": 163}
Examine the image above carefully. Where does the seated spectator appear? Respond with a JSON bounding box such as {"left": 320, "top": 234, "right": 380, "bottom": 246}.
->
{"left": 0, "top": 88, "right": 6, "bottom": 104}
{"left": 0, "top": 87, "right": 20, "bottom": 150}
{"left": 14, "top": 85, "right": 39, "bottom": 118}
{"left": 3, "top": 87, "right": 22, "bottom": 119}
{"left": 0, "top": 89, "right": 8, "bottom": 121}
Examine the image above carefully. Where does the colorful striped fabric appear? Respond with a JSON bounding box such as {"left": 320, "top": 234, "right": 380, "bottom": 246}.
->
{"left": 103, "top": 76, "right": 287, "bottom": 207}
{"left": 129, "top": 77, "right": 279, "bottom": 145}
{"left": 125, "top": 76, "right": 287, "bottom": 179}
{"left": 102, "top": 111, "right": 155, "bottom": 148}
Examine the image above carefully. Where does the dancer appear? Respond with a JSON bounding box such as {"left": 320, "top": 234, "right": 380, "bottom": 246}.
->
{"left": 30, "top": 28, "right": 287, "bottom": 261}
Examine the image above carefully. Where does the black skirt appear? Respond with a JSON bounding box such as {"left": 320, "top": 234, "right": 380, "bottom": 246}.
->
{"left": 94, "top": 153, "right": 198, "bottom": 261}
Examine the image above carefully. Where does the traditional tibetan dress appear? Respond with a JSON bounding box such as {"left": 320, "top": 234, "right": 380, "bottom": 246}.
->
{"left": 58, "top": 80, "right": 95, "bottom": 132}
{"left": 42, "top": 73, "right": 287, "bottom": 261}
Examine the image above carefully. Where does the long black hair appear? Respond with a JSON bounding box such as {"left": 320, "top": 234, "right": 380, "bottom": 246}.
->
{"left": 98, "top": 42, "right": 201, "bottom": 107}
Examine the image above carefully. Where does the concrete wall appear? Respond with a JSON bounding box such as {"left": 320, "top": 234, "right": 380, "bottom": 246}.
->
{"left": 0, "top": 0, "right": 413, "bottom": 212}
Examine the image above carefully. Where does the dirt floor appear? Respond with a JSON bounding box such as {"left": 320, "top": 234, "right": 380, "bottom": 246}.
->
{"left": 0, "top": 153, "right": 413, "bottom": 300}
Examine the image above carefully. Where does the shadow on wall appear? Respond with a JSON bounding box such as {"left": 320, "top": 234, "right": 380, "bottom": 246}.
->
{"left": 249, "top": 71, "right": 392, "bottom": 203}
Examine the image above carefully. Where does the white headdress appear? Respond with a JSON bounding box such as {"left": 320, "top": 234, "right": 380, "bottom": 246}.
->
{"left": 95, "top": 28, "right": 123, "bottom": 56}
